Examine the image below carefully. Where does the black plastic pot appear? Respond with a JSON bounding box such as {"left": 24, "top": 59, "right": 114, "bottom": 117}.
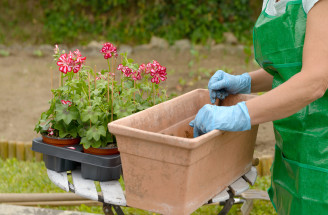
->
{"left": 42, "top": 144, "right": 83, "bottom": 172}
{"left": 81, "top": 163, "right": 122, "bottom": 181}
{"left": 32, "top": 137, "right": 122, "bottom": 181}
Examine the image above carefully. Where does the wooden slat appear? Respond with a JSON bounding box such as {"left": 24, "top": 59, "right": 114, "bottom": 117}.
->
{"left": 243, "top": 167, "right": 257, "bottom": 186}
{"left": 229, "top": 178, "right": 249, "bottom": 196}
{"left": 72, "top": 169, "right": 98, "bottom": 201}
{"left": 241, "top": 199, "right": 253, "bottom": 215}
{"left": 8, "top": 141, "right": 16, "bottom": 159}
{"left": 47, "top": 169, "right": 69, "bottom": 192}
{"left": 34, "top": 151, "right": 43, "bottom": 161}
{"left": 240, "top": 189, "right": 270, "bottom": 200}
{"left": 211, "top": 189, "right": 230, "bottom": 203}
{"left": 16, "top": 141, "right": 25, "bottom": 161}
{"left": 100, "top": 181, "right": 126, "bottom": 206}
{"left": 24, "top": 141, "right": 34, "bottom": 161}
{"left": 0, "top": 140, "right": 8, "bottom": 160}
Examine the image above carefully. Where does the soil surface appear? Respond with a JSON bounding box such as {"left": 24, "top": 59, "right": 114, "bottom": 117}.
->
{"left": 0, "top": 44, "right": 275, "bottom": 157}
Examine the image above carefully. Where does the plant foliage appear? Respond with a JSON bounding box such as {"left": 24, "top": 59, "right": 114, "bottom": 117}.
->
{"left": 0, "top": 0, "right": 262, "bottom": 45}
{"left": 35, "top": 44, "right": 168, "bottom": 149}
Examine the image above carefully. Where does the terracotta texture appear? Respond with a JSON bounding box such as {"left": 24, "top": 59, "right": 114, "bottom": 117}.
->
{"left": 42, "top": 135, "right": 81, "bottom": 147}
{"left": 108, "top": 89, "right": 258, "bottom": 215}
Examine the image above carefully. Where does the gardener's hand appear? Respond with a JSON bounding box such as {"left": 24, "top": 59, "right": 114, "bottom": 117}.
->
{"left": 208, "top": 70, "right": 251, "bottom": 104}
{"left": 189, "top": 102, "right": 251, "bottom": 137}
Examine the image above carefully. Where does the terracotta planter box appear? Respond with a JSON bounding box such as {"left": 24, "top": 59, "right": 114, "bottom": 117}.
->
{"left": 108, "top": 89, "right": 258, "bottom": 215}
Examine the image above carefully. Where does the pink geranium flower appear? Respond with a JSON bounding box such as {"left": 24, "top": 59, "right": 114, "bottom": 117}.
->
{"left": 138, "top": 64, "right": 146, "bottom": 74}
{"left": 74, "top": 49, "right": 86, "bottom": 63}
{"left": 57, "top": 49, "right": 86, "bottom": 74}
{"left": 57, "top": 54, "right": 73, "bottom": 74}
{"left": 117, "top": 64, "right": 133, "bottom": 77}
{"left": 132, "top": 69, "right": 142, "bottom": 81}
{"left": 54, "top": 44, "right": 59, "bottom": 54}
{"left": 122, "top": 66, "right": 133, "bottom": 77}
{"left": 149, "top": 60, "right": 167, "bottom": 84}
{"left": 61, "top": 100, "right": 72, "bottom": 106}
{"left": 100, "top": 42, "right": 118, "bottom": 59}
{"left": 47, "top": 128, "right": 55, "bottom": 136}
{"left": 117, "top": 64, "right": 124, "bottom": 71}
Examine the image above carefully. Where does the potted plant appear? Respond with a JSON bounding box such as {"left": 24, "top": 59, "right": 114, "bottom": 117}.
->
{"left": 33, "top": 42, "right": 169, "bottom": 177}
{"left": 34, "top": 46, "right": 86, "bottom": 147}
{"left": 77, "top": 42, "right": 169, "bottom": 155}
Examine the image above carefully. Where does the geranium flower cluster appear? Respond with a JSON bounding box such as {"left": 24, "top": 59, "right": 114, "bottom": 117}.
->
{"left": 57, "top": 50, "right": 86, "bottom": 74}
{"left": 100, "top": 42, "right": 118, "bottom": 59}
{"left": 61, "top": 100, "right": 72, "bottom": 106}
{"left": 95, "top": 72, "right": 112, "bottom": 80}
{"left": 117, "top": 64, "right": 133, "bottom": 78}
{"left": 147, "top": 60, "right": 167, "bottom": 84}
{"left": 116, "top": 60, "right": 167, "bottom": 84}
{"left": 47, "top": 128, "right": 55, "bottom": 136}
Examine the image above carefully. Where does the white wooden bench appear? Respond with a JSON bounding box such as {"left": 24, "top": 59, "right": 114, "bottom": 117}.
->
{"left": 47, "top": 166, "right": 268, "bottom": 215}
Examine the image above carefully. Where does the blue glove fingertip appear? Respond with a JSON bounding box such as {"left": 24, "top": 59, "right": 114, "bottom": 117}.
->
{"left": 193, "top": 127, "right": 200, "bottom": 138}
{"left": 189, "top": 120, "right": 195, "bottom": 127}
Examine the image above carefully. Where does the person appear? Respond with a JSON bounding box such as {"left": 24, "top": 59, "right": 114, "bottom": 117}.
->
{"left": 189, "top": 0, "right": 328, "bottom": 214}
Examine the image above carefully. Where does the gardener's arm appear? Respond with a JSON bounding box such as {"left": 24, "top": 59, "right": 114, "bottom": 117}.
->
{"left": 248, "top": 68, "right": 273, "bottom": 93}
{"left": 246, "top": 0, "right": 328, "bottom": 125}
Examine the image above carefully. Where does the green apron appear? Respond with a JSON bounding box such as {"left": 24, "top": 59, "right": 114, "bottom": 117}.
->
{"left": 253, "top": 1, "right": 328, "bottom": 214}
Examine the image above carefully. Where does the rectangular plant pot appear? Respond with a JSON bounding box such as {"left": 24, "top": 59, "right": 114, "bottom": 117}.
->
{"left": 108, "top": 89, "right": 258, "bottom": 215}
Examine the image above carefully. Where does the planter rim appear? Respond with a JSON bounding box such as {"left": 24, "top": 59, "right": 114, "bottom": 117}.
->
{"left": 108, "top": 89, "right": 256, "bottom": 150}
{"left": 109, "top": 122, "right": 226, "bottom": 149}
{"left": 108, "top": 89, "right": 227, "bottom": 149}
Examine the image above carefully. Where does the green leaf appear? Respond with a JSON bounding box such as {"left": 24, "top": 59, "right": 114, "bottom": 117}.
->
{"left": 81, "top": 137, "right": 91, "bottom": 149}
{"left": 91, "top": 140, "right": 102, "bottom": 148}
{"left": 98, "top": 126, "right": 107, "bottom": 137}
{"left": 85, "top": 125, "right": 106, "bottom": 142}
{"left": 55, "top": 104, "right": 79, "bottom": 125}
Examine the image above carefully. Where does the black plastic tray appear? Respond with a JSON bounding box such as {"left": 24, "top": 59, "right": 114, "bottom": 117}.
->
{"left": 32, "top": 137, "right": 121, "bottom": 167}
{"left": 32, "top": 137, "right": 122, "bottom": 181}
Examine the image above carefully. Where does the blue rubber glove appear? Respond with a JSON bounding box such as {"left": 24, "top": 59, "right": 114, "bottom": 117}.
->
{"left": 208, "top": 70, "right": 251, "bottom": 104}
{"left": 189, "top": 102, "right": 251, "bottom": 137}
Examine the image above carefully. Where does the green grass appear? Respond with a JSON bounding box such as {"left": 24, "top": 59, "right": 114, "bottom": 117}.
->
{"left": 0, "top": 158, "right": 276, "bottom": 214}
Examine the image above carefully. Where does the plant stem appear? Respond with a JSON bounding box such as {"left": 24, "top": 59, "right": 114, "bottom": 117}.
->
{"left": 88, "top": 72, "right": 91, "bottom": 128}
{"left": 153, "top": 83, "right": 155, "bottom": 105}
{"left": 133, "top": 80, "right": 136, "bottom": 102}
{"left": 107, "top": 72, "right": 110, "bottom": 103}
{"left": 111, "top": 58, "right": 114, "bottom": 122}
{"left": 61, "top": 73, "right": 64, "bottom": 86}
{"left": 50, "top": 68, "right": 53, "bottom": 90}
{"left": 94, "top": 65, "right": 97, "bottom": 89}
{"left": 107, "top": 59, "right": 111, "bottom": 104}
{"left": 120, "top": 55, "right": 123, "bottom": 95}
{"left": 88, "top": 72, "right": 90, "bottom": 102}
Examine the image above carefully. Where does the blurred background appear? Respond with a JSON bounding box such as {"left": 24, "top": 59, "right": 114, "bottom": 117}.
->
{"left": 0, "top": 1, "right": 277, "bottom": 214}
